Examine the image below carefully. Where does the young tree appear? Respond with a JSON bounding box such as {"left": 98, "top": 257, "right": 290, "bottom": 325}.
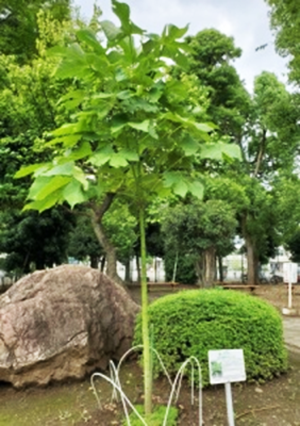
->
{"left": 16, "top": 1, "right": 240, "bottom": 415}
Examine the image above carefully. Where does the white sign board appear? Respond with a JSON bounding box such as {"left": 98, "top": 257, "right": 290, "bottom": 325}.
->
{"left": 283, "top": 262, "right": 298, "bottom": 284}
{"left": 208, "top": 349, "right": 246, "bottom": 385}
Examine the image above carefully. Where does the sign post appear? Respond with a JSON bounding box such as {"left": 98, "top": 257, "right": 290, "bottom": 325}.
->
{"left": 282, "top": 262, "right": 297, "bottom": 315}
{"left": 208, "top": 349, "right": 246, "bottom": 426}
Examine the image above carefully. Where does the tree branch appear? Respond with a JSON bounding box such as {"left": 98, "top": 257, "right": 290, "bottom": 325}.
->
{"left": 253, "top": 128, "right": 267, "bottom": 178}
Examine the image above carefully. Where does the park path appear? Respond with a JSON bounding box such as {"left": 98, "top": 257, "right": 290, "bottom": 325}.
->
{"left": 283, "top": 317, "right": 300, "bottom": 354}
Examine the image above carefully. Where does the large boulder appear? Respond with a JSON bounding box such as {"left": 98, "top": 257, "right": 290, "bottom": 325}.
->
{"left": 0, "top": 265, "right": 140, "bottom": 387}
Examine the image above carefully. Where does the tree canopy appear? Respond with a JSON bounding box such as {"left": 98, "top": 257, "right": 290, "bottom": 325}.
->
{"left": 0, "top": 0, "right": 71, "bottom": 61}
{"left": 265, "top": 0, "right": 300, "bottom": 83}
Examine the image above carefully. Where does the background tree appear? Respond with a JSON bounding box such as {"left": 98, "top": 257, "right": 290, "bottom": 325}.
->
{"left": 186, "top": 29, "right": 251, "bottom": 142}
{"left": 0, "top": 208, "right": 74, "bottom": 275}
{"left": 67, "top": 215, "right": 104, "bottom": 268}
{"left": 162, "top": 199, "right": 237, "bottom": 287}
{"left": 0, "top": 0, "right": 71, "bottom": 62}
{"left": 0, "top": 12, "right": 75, "bottom": 274}
{"left": 265, "top": 0, "right": 300, "bottom": 84}
{"left": 185, "top": 29, "right": 300, "bottom": 283}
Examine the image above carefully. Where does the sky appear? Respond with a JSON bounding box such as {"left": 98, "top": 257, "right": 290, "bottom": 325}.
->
{"left": 73, "top": 0, "right": 288, "bottom": 93}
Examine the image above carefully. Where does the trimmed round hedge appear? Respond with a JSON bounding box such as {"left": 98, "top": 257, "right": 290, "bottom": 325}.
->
{"left": 134, "top": 289, "right": 288, "bottom": 386}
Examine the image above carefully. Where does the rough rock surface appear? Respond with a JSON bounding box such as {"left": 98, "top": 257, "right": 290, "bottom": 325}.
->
{"left": 0, "top": 265, "right": 140, "bottom": 387}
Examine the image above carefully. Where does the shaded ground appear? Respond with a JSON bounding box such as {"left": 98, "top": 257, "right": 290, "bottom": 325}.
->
{"left": 1, "top": 283, "right": 300, "bottom": 426}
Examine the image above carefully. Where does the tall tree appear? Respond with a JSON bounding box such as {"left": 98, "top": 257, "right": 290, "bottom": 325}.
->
{"left": 0, "top": 12, "right": 75, "bottom": 273}
{"left": 162, "top": 200, "right": 237, "bottom": 287}
{"left": 186, "top": 29, "right": 251, "bottom": 142}
{"left": 186, "top": 30, "right": 300, "bottom": 283}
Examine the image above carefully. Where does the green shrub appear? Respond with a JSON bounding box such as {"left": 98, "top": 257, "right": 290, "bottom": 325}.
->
{"left": 123, "top": 405, "right": 178, "bottom": 426}
{"left": 134, "top": 289, "right": 288, "bottom": 386}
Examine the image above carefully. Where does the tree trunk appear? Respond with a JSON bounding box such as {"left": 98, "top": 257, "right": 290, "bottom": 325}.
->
{"left": 172, "top": 251, "right": 179, "bottom": 283}
{"left": 154, "top": 258, "right": 158, "bottom": 283}
{"left": 203, "top": 247, "right": 216, "bottom": 288}
{"left": 90, "top": 255, "right": 99, "bottom": 269}
{"left": 136, "top": 254, "right": 141, "bottom": 284}
{"left": 245, "top": 236, "right": 259, "bottom": 285}
{"left": 100, "top": 255, "right": 106, "bottom": 272}
{"left": 241, "top": 213, "right": 259, "bottom": 285}
{"left": 218, "top": 255, "right": 224, "bottom": 282}
{"left": 90, "top": 195, "right": 124, "bottom": 287}
{"left": 125, "top": 258, "right": 131, "bottom": 283}
{"left": 195, "top": 257, "right": 204, "bottom": 287}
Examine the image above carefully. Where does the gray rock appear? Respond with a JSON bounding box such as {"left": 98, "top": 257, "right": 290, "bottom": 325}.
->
{"left": 0, "top": 265, "right": 140, "bottom": 387}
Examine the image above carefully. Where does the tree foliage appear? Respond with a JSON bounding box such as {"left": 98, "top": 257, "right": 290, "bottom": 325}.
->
{"left": 184, "top": 29, "right": 300, "bottom": 283}
{"left": 0, "top": 208, "right": 74, "bottom": 274}
{"left": 162, "top": 200, "right": 237, "bottom": 286}
{"left": 186, "top": 29, "right": 251, "bottom": 140}
{"left": 265, "top": 0, "right": 300, "bottom": 83}
{"left": 0, "top": 12, "right": 75, "bottom": 273}
{"left": 0, "top": 0, "right": 71, "bottom": 61}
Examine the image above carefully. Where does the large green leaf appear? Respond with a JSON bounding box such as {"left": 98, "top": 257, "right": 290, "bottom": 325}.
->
{"left": 163, "top": 171, "right": 180, "bottom": 188}
{"left": 109, "top": 153, "right": 129, "bottom": 168}
{"left": 55, "top": 44, "right": 89, "bottom": 79}
{"left": 187, "top": 180, "right": 204, "bottom": 199}
{"left": 46, "top": 134, "right": 82, "bottom": 148}
{"left": 65, "top": 142, "right": 92, "bottom": 161}
{"left": 43, "top": 162, "right": 74, "bottom": 176}
{"left": 128, "top": 120, "right": 150, "bottom": 132}
{"left": 29, "top": 176, "right": 71, "bottom": 201}
{"left": 28, "top": 177, "right": 53, "bottom": 199}
{"left": 200, "top": 142, "right": 242, "bottom": 161}
{"left": 101, "top": 20, "right": 122, "bottom": 41}
{"left": 23, "top": 196, "right": 61, "bottom": 213}
{"left": 122, "top": 149, "right": 139, "bottom": 162}
{"left": 63, "top": 180, "right": 87, "bottom": 208}
{"left": 181, "top": 135, "right": 200, "bottom": 156}
{"left": 76, "top": 29, "right": 105, "bottom": 55}
{"left": 15, "top": 163, "right": 46, "bottom": 179}
{"left": 195, "top": 122, "right": 214, "bottom": 132}
{"left": 166, "top": 24, "right": 189, "bottom": 40}
{"left": 58, "top": 90, "right": 86, "bottom": 109}
{"left": 173, "top": 180, "right": 188, "bottom": 197}
{"left": 51, "top": 123, "right": 79, "bottom": 137}
{"left": 89, "top": 146, "right": 114, "bottom": 167}
{"left": 112, "top": 0, "right": 144, "bottom": 35}
{"left": 73, "top": 167, "right": 89, "bottom": 191}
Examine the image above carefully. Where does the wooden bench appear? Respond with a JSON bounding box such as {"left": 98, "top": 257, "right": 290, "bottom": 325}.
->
{"left": 147, "top": 282, "right": 179, "bottom": 292}
{"left": 221, "top": 284, "right": 257, "bottom": 293}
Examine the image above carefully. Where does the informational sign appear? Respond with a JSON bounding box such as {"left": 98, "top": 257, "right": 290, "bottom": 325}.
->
{"left": 283, "top": 262, "right": 298, "bottom": 284}
{"left": 208, "top": 349, "right": 246, "bottom": 385}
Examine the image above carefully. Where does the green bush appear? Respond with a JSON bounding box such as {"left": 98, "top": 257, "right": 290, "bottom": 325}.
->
{"left": 134, "top": 289, "right": 288, "bottom": 386}
{"left": 123, "top": 405, "right": 178, "bottom": 426}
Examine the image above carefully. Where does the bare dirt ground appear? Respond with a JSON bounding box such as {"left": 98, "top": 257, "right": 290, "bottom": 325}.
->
{"left": 1, "top": 283, "right": 300, "bottom": 426}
